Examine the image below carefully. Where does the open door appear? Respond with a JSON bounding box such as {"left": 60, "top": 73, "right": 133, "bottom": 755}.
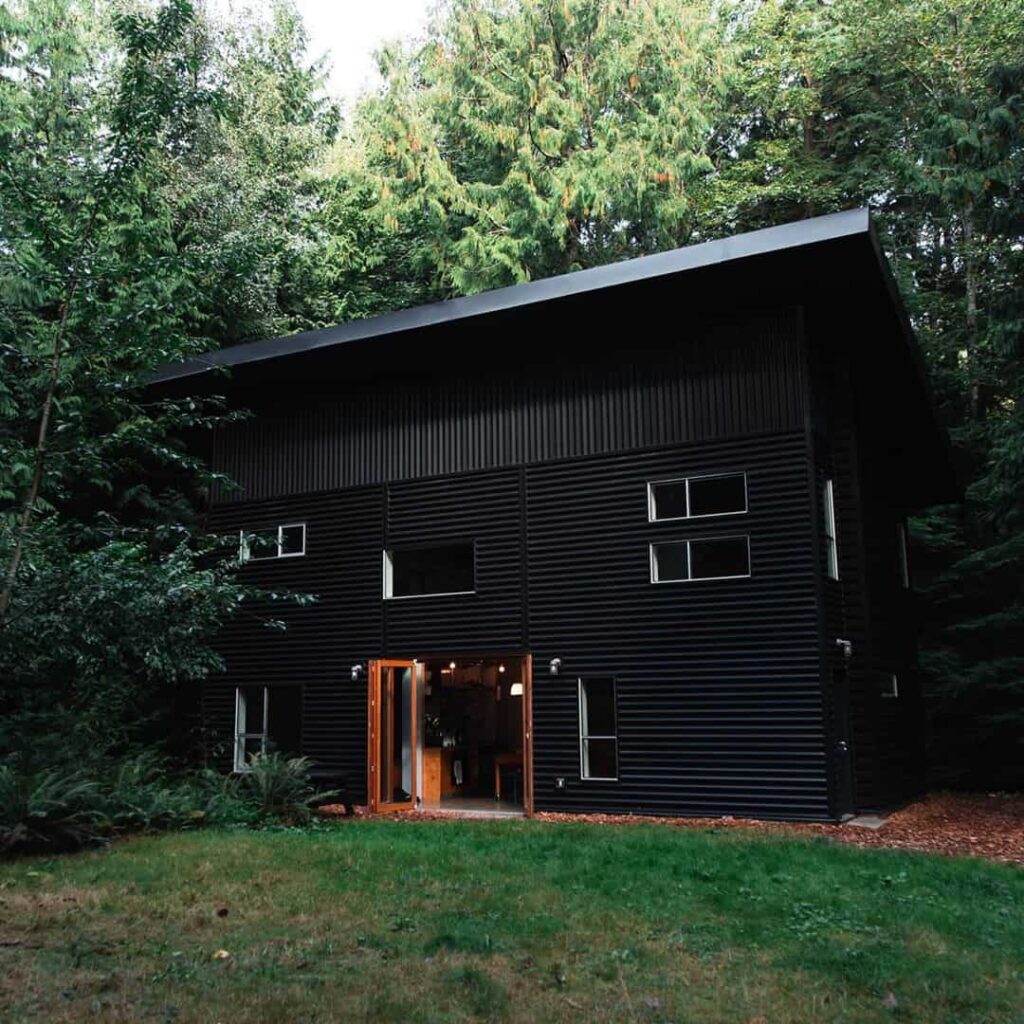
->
{"left": 367, "top": 659, "right": 419, "bottom": 813}
{"left": 523, "top": 654, "right": 534, "bottom": 816}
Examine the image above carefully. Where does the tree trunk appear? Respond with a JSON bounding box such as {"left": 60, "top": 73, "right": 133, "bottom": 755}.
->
{"left": 0, "top": 284, "right": 76, "bottom": 626}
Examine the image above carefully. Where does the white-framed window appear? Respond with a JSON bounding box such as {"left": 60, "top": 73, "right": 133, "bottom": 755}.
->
{"left": 578, "top": 677, "right": 618, "bottom": 780}
{"left": 383, "top": 542, "right": 475, "bottom": 599}
{"left": 233, "top": 685, "right": 302, "bottom": 771}
{"left": 882, "top": 674, "right": 899, "bottom": 699}
{"left": 823, "top": 479, "right": 839, "bottom": 580}
{"left": 647, "top": 472, "right": 747, "bottom": 522}
{"left": 650, "top": 536, "right": 751, "bottom": 583}
{"left": 897, "top": 521, "right": 910, "bottom": 588}
{"left": 239, "top": 523, "right": 306, "bottom": 562}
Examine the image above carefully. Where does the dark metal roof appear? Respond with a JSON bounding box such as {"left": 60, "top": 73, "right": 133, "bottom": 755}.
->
{"left": 151, "top": 207, "right": 873, "bottom": 386}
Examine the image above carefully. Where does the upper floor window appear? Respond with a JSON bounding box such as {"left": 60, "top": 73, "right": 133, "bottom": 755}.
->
{"left": 647, "top": 473, "right": 747, "bottom": 522}
{"left": 881, "top": 674, "right": 899, "bottom": 699}
{"left": 897, "top": 521, "right": 910, "bottom": 588}
{"left": 240, "top": 523, "right": 306, "bottom": 562}
{"left": 650, "top": 536, "right": 751, "bottom": 583}
{"left": 384, "top": 542, "right": 475, "bottom": 599}
{"left": 823, "top": 479, "right": 839, "bottom": 580}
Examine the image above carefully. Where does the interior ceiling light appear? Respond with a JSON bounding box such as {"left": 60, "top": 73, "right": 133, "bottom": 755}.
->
{"left": 510, "top": 682, "right": 524, "bottom": 696}
{"left": 498, "top": 664, "right": 506, "bottom": 673}
{"left": 449, "top": 661, "right": 456, "bottom": 670}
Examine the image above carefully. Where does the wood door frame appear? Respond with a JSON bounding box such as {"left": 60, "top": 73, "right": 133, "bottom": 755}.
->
{"left": 367, "top": 659, "right": 419, "bottom": 814}
{"left": 367, "top": 653, "right": 533, "bottom": 815}
{"left": 522, "top": 654, "right": 534, "bottom": 816}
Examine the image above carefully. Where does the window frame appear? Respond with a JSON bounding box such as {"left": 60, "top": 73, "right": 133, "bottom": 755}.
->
{"left": 823, "top": 478, "right": 840, "bottom": 580}
{"left": 649, "top": 535, "right": 752, "bottom": 584}
{"left": 578, "top": 677, "right": 619, "bottom": 782}
{"left": 647, "top": 472, "right": 748, "bottom": 523}
{"left": 382, "top": 541, "right": 477, "bottom": 600}
{"left": 234, "top": 685, "right": 268, "bottom": 772}
{"left": 897, "top": 521, "right": 910, "bottom": 589}
{"left": 239, "top": 522, "right": 307, "bottom": 563}
{"left": 881, "top": 674, "right": 899, "bottom": 699}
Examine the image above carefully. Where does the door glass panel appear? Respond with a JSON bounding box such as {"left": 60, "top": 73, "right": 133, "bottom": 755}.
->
{"left": 378, "top": 665, "right": 415, "bottom": 805}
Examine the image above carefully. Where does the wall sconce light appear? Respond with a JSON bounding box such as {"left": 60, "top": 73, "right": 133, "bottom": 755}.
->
{"left": 549, "top": 657, "right": 562, "bottom": 677}
{"left": 350, "top": 663, "right": 364, "bottom": 681}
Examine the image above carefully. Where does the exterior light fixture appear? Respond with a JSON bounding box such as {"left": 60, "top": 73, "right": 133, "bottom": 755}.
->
{"left": 350, "top": 663, "right": 364, "bottom": 681}
{"left": 510, "top": 682, "right": 524, "bottom": 697}
{"left": 449, "top": 661, "right": 457, "bottom": 670}
{"left": 549, "top": 657, "right": 561, "bottom": 677}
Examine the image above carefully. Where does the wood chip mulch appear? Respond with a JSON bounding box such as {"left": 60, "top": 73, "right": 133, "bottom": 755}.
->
{"left": 320, "top": 792, "right": 1024, "bottom": 866}
{"left": 535, "top": 792, "right": 1024, "bottom": 866}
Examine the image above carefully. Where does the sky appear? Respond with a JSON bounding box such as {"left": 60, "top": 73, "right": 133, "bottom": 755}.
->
{"left": 292, "top": 1, "right": 433, "bottom": 107}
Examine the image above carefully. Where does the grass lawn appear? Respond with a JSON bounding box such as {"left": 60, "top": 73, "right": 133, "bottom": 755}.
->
{"left": 0, "top": 818, "right": 1021, "bottom": 1023}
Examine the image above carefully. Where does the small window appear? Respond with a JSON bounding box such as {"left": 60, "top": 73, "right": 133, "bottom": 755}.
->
{"left": 240, "top": 523, "right": 306, "bottom": 562}
{"left": 384, "top": 542, "right": 475, "bottom": 599}
{"left": 897, "top": 522, "right": 910, "bottom": 588}
{"left": 233, "top": 686, "right": 302, "bottom": 771}
{"left": 651, "top": 536, "right": 750, "bottom": 583}
{"left": 823, "top": 479, "right": 839, "bottom": 580}
{"left": 648, "top": 473, "right": 747, "bottom": 521}
{"left": 881, "top": 674, "right": 899, "bottom": 699}
{"left": 579, "top": 678, "right": 618, "bottom": 780}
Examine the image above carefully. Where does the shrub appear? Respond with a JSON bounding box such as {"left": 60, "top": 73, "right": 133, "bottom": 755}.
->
{"left": 240, "top": 753, "right": 338, "bottom": 823}
{"left": 99, "top": 754, "right": 258, "bottom": 832}
{"left": 0, "top": 765, "right": 105, "bottom": 855}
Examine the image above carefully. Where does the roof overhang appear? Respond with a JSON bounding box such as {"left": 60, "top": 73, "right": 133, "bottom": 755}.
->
{"left": 150, "top": 207, "right": 958, "bottom": 504}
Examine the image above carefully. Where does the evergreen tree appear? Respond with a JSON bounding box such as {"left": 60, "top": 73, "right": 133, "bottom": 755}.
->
{"left": 357, "top": 0, "right": 729, "bottom": 294}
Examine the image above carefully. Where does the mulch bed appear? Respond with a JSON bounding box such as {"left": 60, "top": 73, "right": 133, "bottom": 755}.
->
{"left": 321, "top": 792, "right": 1024, "bottom": 866}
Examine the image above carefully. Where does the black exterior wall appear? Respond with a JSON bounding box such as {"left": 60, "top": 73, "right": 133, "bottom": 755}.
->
{"left": 198, "top": 306, "right": 839, "bottom": 820}
{"left": 205, "top": 429, "right": 828, "bottom": 819}
{"left": 169, "top": 212, "right": 956, "bottom": 822}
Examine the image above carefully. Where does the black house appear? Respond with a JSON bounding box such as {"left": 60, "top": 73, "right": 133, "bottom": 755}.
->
{"left": 154, "top": 209, "right": 956, "bottom": 822}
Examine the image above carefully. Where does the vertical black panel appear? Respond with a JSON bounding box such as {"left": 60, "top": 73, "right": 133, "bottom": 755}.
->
{"left": 210, "top": 309, "right": 805, "bottom": 502}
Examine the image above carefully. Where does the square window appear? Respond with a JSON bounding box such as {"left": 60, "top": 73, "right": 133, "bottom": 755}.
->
{"left": 687, "top": 474, "right": 747, "bottom": 517}
{"left": 279, "top": 524, "right": 306, "bottom": 557}
{"left": 649, "top": 480, "right": 688, "bottom": 520}
{"left": 651, "top": 541, "right": 689, "bottom": 582}
{"left": 688, "top": 536, "right": 750, "bottom": 580}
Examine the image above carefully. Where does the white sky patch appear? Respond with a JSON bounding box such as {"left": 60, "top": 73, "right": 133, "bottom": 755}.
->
{"left": 211, "top": 0, "right": 432, "bottom": 107}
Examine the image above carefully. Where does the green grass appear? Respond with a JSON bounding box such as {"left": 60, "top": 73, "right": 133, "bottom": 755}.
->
{"left": 0, "top": 818, "right": 1021, "bottom": 1023}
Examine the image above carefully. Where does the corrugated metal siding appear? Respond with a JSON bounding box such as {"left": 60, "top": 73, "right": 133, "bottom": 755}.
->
{"left": 204, "top": 487, "right": 384, "bottom": 787}
{"left": 201, "top": 432, "right": 829, "bottom": 817}
{"left": 384, "top": 469, "right": 525, "bottom": 655}
{"left": 525, "top": 433, "right": 829, "bottom": 819}
{"left": 211, "top": 309, "right": 804, "bottom": 503}
{"left": 808, "top": 307, "right": 925, "bottom": 812}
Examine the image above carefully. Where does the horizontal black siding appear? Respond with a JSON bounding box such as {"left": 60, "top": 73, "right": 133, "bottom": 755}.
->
{"left": 211, "top": 309, "right": 803, "bottom": 502}
{"left": 384, "top": 469, "right": 525, "bottom": 655}
{"left": 204, "top": 487, "right": 384, "bottom": 789}
{"left": 201, "top": 432, "right": 829, "bottom": 817}
{"left": 525, "top": 433, "right": 828, "bottom": 819}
